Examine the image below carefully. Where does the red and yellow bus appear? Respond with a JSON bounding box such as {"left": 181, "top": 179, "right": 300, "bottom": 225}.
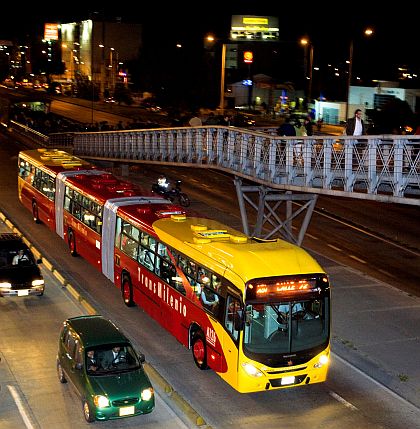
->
{"left": 18, "top": 149, "right": 95, "bottom": 230}
{"left": 18, "top": 149, "right": 331, "bottom": 393}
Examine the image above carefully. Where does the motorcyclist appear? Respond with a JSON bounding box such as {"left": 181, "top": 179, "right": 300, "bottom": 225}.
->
{"left": 157, "top": 175, "right": 169, "bottom": 189}
{"left": 152, "top": 176, "right": 190, "bottom": 207}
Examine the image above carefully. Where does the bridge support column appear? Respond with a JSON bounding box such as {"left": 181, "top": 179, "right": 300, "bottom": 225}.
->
{"left": 234, "top": 176, "right": 318, "bottom": 246}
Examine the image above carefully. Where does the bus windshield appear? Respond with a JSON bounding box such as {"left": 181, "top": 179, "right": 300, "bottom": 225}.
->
{"left": 242, "top": 297, "right": 329, "bottom": 356}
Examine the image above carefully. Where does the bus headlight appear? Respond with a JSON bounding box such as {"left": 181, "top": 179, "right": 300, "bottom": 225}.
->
{"left": 93, "top": 395, "right": 110, "bottom": 408}
{"left": 0, "top": 282, "right": 12, "bottom": 289}
{"left": 241, "top": 362, "right": 263, "bottom": 377}
{"left": 141, "top": 387, "right": 154, "bottom": 401}
{"left": 32, "top": 279, "right": 45, "bottom": 286}
{"left": 313, "top": 354, "right": 329, "bottom": 368}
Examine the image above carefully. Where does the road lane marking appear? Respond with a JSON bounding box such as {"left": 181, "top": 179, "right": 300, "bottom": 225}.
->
{"left": 333, "top": 352, "right": 420, "bottom": 412}
{"left": 327, "top": 243, "right": 342, "bottom": 251}
{"left": 7, "top": 385, "right": 35, "bottom": 429}
{"left": 349, "top": 255, "right": 367, "bottom": 264}
{"left": 377, "top": 268, "right": 396, "bottom": 278}
{"left": 329, "top": 391, "right": 358, "bottom": 411}
{"left": 313, "top": 209, "right": 420, "bottom": 257}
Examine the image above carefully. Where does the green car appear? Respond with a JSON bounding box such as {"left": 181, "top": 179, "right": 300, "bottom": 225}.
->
{"left": 56, "top": 315, "right": 155, "bottom": 422}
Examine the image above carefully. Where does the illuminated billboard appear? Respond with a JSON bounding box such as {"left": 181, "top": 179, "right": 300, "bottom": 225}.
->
{"left": 230, "top": 15, "right": 279, "bottom": 42}
{"left": 44, "top": 23, "right": 59, "bottom": 41}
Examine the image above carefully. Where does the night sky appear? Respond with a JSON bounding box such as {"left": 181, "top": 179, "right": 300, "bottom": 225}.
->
{"left": 0, "top": 2, "right": 418, "bottom": 82}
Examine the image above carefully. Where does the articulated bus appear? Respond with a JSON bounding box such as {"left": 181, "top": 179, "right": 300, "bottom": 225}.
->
{"left": 18, "top": 149, "right": 331, "bottom": 393}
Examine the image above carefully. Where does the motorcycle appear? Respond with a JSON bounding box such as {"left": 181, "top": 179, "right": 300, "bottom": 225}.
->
{"left": 151, "top": 179, "right": 190, "bottom": 207}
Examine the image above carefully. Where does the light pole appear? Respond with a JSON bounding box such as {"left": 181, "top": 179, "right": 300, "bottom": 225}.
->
{"left": 300, "top": 38, "right": 314, "bottom": 101}
{"left": 345, "top": 28, "right": 373, "bottom": 121}
{"left": 345, "top": 40, "right": 354, "bottom": 122}
{"left": 219, "top": 43, "right": 226, "bottom": 114}
{"left": 205, "top": 34, "right": 226, "bottom": 114}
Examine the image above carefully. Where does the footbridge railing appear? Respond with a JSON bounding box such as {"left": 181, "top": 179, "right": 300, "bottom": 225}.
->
{"left": 55, "top": 126, "right": 420, "bottom": 206}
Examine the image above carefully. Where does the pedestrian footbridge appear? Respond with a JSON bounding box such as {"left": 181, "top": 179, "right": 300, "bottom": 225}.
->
{"left": 12, "top": 122, "right": 420, "bottom": 244}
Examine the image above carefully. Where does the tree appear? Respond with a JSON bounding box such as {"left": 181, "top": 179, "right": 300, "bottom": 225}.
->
{"left": 113, "top": 83, "right": 133, "bottom": 106}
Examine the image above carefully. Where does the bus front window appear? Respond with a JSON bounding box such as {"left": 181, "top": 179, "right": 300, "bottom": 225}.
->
{"left": 242, "top": 298, "right": 329, "bottom": 355}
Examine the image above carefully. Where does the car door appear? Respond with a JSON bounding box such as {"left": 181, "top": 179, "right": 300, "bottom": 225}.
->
{"left": 71, "top": 341, "right": 86, "bottom": 399}
{"left": 60, "top": 328, "right": 76, "bottom": 381}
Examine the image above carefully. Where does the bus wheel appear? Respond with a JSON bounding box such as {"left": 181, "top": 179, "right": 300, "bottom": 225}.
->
{"left": 32, "top": 202, "right": 40, "bottom": 223}
{"left": 68, "top": 230, "right": 78, "bottom": 257}
{"left": 192, "top": 331, "right": 209, "bottom": 370}
{"left": 122, "top": 275, "right": 135, "bottom": 307}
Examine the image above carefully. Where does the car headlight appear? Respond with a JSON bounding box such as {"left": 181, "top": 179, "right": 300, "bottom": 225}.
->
{"left": 241, "top": 362, "right": 263, "bottom": 377}
{"left": 314, "top": 354, "right": 329, "bottom": 368}
{"left": 32, "top": 279, "right": 44, "bottom": 286}
{"left": 93, "top": 395, "right": 110, "bottom": 408}
{"left": 0, "top": 282, "right": 12, "bottom": 289}
{"left": 141, "top": 387, "right": 154, "bottom": 401}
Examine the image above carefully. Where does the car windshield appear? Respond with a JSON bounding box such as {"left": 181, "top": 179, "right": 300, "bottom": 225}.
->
{"left": 86, "top": 344, "right": 141, "bottom": 375}
{"left": 0, "top": 250, "right": 34, "bottom": 267}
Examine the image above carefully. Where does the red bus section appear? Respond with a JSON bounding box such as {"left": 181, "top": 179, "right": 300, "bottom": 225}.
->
{"left": 18, "top": 149, "right": 331, "bottom": 393}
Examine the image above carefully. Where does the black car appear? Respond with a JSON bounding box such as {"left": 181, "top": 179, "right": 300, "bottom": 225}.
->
{"left": 0, "top": 233, "right": 44, "bottom": 297}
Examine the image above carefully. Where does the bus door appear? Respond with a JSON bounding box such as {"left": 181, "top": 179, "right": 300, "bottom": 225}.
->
{"left": 221, "top": 295, "right": 242, "bottom": 385}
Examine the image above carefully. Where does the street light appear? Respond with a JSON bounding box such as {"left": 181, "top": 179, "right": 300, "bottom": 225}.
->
{"left": 345, "top": 28, "right": 373, "bottom": 121}
{"left": 205, "top": 34, "right": 226, "bottom": 114}
{"left": 219, "top": 43, "right": 226, "bottom": 114}
{"left": 300, "top": 38, "right": 314, "bottom": 101}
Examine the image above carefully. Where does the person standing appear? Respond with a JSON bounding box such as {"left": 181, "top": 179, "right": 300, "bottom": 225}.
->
{"left": 345, "top": 109, "right": 366, "bottom": 136}
{"left": 304, "top": 116, "right": 314, "bottom": 136}
{"left": 277, "top": 117, "right": 296, "bottom": 136}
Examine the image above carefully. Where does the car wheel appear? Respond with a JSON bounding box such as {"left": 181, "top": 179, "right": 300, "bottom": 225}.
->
{"left": 192, "top": 331, "right": 209, "bottom": 370}
{"left": 122, "top": 275, "right": 135, "bottom": 307}
{"left": 83, "top": 400, "right": 95, "bottom": 423}
{"left": 32, "top": 202, "right": 40, "bottom": 224}
{"left": 37, "top": 290, "right": 44, "bottom": 297}
{"left": 68, "top": 230, "right": 78, "bottom": 257}
{"left": 57, "top": 361, "right": 67, "bottom": 383}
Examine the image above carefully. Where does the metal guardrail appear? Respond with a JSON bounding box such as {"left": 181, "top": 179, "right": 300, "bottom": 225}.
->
{"left": 12, "top": 123, "right": 420, "bottom": 205}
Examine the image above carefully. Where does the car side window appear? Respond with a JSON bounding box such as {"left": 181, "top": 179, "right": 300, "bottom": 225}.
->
{"left": 75, "top": 344, "right": 83, "bottom": 365}
{"left": 64, "top": 330, "right": 77, "bottom": 358}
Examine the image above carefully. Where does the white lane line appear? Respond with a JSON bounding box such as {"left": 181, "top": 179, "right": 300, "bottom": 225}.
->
{"left": 329, "top": 391, "right": 358, "bottom": 411}
{"left": 327, "top": 243, "right": 342, "bottom": 252}
{"left": 314, "top": 209, "right": 420, "bottom": 257}
{"left": 7, "top": 385, "right": 35, "bottom": 429}
{"left": 333, "top": 352, "right": 420, "bottom": 412}
{"left": 349, "top": 255, "right": 367, "bottom": 264}
{"left": 377, "top": 268, "right": 396, "bottom": 278}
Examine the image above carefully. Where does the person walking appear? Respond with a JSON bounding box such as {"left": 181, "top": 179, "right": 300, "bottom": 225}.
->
{"left": 345, "top": 109, "right": 366, "bottom": 136}
{"left": 304, "top": 116, "right": 314, "bottom": 136}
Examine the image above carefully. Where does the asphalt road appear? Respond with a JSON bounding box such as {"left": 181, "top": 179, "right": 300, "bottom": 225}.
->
{"left": 0, "top": 222, "right": 195, "bottom": 429}
{"left": 1, "top": 132, "right": 420, "bottom": 429}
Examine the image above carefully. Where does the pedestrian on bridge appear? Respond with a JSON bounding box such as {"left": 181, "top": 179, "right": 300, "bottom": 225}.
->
{"left": 345, "top": 109, "right": 366, "bottom": 136}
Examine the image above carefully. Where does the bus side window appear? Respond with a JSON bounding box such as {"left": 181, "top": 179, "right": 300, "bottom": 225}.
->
{"left": 178, "top": 255, "right": 188, "bottom": 274}
{"left": 157, "top": 242, "right": 170, "bottom": 261}
{"left": 140, "top": 232, "right": 149, "bottom": 248}
{"left": 115, "top": 218, "right": 122, "bottom": 249}
{"left": 138, "top": 246, "right": 154, "bottom": 271}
